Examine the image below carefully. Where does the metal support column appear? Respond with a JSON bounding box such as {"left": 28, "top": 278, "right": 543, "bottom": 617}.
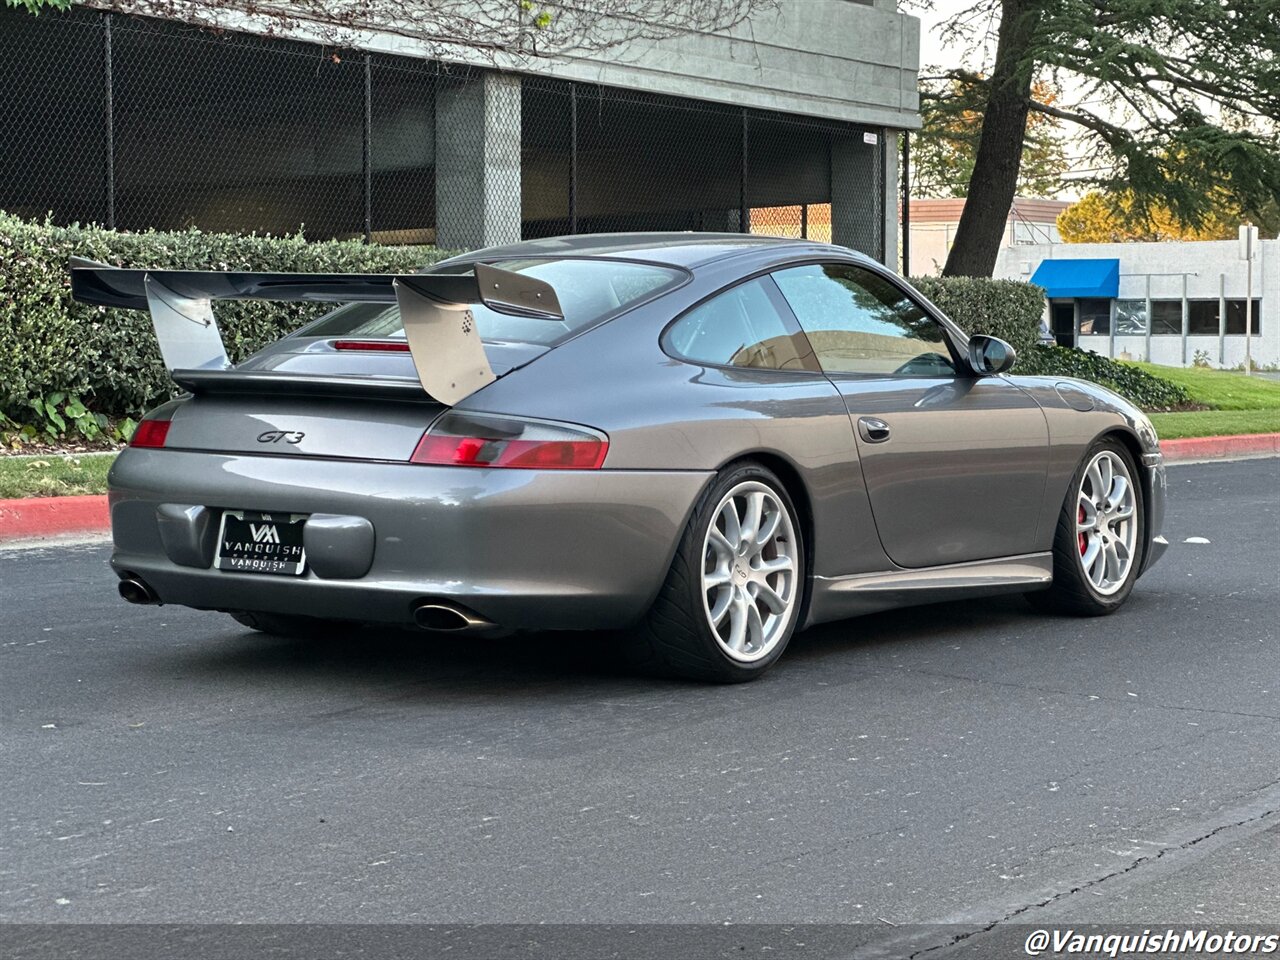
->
{"left": 104, "top": 13, "right": 115, "bottom": 230}
{"left": 1181, "top": 274, "right": 1189, "bottom": 365}
{"left": 1144, "top": 274, "right": 1152, "bottom": 362}
{"left": 1219, "top": 273, "right": 1227, "bottom": 366}
{"left": 362, "top": 53, "right": 372, "bottom": 244}
{"left": 901, "top": 132, "right": 910, "bottom": 275}
{"left": 569, "top": 84, "right": 578, "bottom": 234}
{"left": 740, "top": 108, "right": 749, "bottom": 234}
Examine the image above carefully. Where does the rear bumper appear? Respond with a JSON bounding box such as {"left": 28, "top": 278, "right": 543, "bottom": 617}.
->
{"left": 108, "top": 449, "right": 711, "bottom": 630}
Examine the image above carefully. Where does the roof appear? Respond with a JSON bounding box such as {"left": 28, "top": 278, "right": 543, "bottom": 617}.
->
{"left": 904, "top": 197, "right": 1070, "bottom": 225}
{"left": 432, "top": 232, "right": 835, "bottom": 269}
{"left": 1030, "top": 258, "right": 1120, "bottom": 299}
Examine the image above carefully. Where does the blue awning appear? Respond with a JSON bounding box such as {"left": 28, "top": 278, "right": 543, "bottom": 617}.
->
{"left": 1029, "top": 258, "right": 1120, "bottom": 299}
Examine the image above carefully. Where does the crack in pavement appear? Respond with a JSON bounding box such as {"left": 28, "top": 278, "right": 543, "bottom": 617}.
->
{"left": 903, "top": 777, "right": 1280, "bottom": 959}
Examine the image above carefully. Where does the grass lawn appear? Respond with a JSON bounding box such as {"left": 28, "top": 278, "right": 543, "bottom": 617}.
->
{"left": 1131, "top": 364, "right": 1280, "bottom": 439}
{"left": 1131, "top": 363, "right": 1280, "bottom": 410}
{"left": 0, "top": 453, "right": 115, "bottom": 498}
{"left": 1150, "top": 409, "right": 1280, "bottom": 440}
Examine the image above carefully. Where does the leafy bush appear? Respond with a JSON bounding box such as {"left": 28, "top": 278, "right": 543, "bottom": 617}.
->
{"left": 910, "top": 275, "right": 1046, "bottom": 359}
{"left": 0, "top": 211, "right": 449, "bottom": 440}
{"left": 1017, "top": 345, "right": 1195, "bottom": 411}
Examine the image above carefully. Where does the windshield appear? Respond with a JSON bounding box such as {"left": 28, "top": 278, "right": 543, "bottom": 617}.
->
{"left": 299, "top": 257, "right": 685, "bottom": 347}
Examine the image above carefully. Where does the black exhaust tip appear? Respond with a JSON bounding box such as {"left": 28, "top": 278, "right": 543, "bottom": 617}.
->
{"left": 118, "top": 577, "right": 158, "bottom": 605}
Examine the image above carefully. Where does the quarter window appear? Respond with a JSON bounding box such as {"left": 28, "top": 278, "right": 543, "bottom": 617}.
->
{"left": 663, "top": 277, "right": 819, "bottom": 371}
{"left": 771, "top": 264, "right": 957, "bottom": 376}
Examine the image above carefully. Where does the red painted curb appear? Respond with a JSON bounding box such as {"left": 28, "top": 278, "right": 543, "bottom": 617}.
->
{"left": 1161, "top": 432, "right": 1280, "bottom": 463}
{"left": 0, "top": 495, "right": 110, "bottom": 542}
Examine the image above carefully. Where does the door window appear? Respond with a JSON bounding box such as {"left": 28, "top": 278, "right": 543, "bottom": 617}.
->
{"left": 663, "top": 276, "right": 819, "bottom": 371}
{"left": 771, "top": 264, "right": 957, "bottom": 376}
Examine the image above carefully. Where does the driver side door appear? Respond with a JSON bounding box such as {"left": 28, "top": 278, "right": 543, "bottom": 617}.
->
{"left": 771, "top": 262, "right": 1050, "bottom": 569}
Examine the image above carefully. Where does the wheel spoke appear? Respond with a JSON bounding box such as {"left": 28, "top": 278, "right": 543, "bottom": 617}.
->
{"left": 1107, "top": 476, "right": 1129, "bottom": 513}
{"left": 755, "top": 581, "right": 788, "bottom": 615}
{"left": 1081, "top": 536, "right": 1102, "bottom": 579}
{"left": 745, "top": 601, "right": 765, "bottom": 651}
{"left": 719, "top": 499, "right": 741, "bottom": 548}
{"left": 1086, "top": 461, "right": 1104, "bottom": 503}
{"left": 756, "top": 555, "right": 794, "bottom": 575}
{"left": 707, "top": 527, "right": 735, "bottom": 562}
{"left": 740, "top": 491, "right": 765, "bottom": 546}
{"left": 1104, "top": 541, "right": 1122, "bottom": 583}
{"left": 704, "top": 569, "right": 731, "bottom": 589}
{"left": 1077, "top": 495, "right": 1097, "bottom": 532}
{"left": 1097, "top": 455, "right": 1113, "bottom": 501}
{"left": 726, "top": 590, "right": 748, "bottom": 650}
{"left": 754, "top": 505, "right": 782, "bottom": 548}
{"left": 709, "top": 586, "right": 733, "bottom": 626}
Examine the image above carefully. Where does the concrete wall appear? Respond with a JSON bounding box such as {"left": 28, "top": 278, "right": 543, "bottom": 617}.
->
{"left": 199, "top": 1, "right": 921, "bottom": 132}
{"left": 995, "top": 239, "right": 1278, "bottom": 369}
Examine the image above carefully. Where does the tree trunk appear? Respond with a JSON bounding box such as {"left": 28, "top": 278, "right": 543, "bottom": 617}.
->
{"left": 942, "top": 0, "right": 1043, "bottom": 277}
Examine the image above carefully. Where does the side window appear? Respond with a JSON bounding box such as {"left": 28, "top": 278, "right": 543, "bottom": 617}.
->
{"left": 772, "top": 264, "right": 957, "bottom": 377}
{"left": 664, "top": 277, "right": 819, "bottom": 371}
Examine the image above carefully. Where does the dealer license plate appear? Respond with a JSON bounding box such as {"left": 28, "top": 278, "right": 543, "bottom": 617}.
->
{"left": 214, "top": 510, "right": 308, "bottom": 576}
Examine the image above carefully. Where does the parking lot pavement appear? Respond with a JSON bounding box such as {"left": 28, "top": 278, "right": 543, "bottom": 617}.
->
{"left": 1, "top": 459, "right": 1277, "bottom": 942}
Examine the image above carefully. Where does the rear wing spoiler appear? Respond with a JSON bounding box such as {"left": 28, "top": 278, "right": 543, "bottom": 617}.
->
{"left": 69, "top": 258, "right": 563, "bottom": 406}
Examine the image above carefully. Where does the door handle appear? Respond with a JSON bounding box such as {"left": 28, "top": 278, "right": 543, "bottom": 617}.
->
{"left": 857, "top": 416, "right": 891, "bottom": 443}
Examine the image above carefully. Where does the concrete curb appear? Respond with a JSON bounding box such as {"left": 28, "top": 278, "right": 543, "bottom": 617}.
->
{"left": 1161, "top": 432, "right": 1280, "bottom": 463}
{"left": 0, "top": 495, "right": 109, "bottom": 543}
{"left": 0, "top": 432, "right": 1277, "bottom": 542}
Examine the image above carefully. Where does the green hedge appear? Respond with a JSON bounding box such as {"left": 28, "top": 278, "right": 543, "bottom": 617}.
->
{"left": 1017, "top": 345, "right": 1194, "bottom": 410}
{"left": 0, "top": 211, "right": 447, "bottom": 436}
{"left": 910, "top": 275, "right": 1046, "bottom": 359}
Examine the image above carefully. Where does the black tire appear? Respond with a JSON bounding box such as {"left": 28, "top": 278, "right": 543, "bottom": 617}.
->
{"left": 1028, "top": 437, "right": 1144, "bottom": 616}
{"left": 229, "top": 611, "right": 353, "bottom": 638}
{"left": 621, "top": 461, "right": 807, "bottom": 683}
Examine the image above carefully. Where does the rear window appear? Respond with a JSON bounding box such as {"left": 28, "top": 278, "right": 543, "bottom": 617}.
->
{"left": 299, "top": 257, "right": 685, "bottom": 347}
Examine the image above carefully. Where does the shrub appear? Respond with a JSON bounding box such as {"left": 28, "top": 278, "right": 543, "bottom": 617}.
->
{"left": 0, "top": 211, "right": 449, "bottom": 438}
{"left": 1017, "top": 345, "right": 1195, "bottom": 411}
{"left": 909, "top": 275, "right": 1046, "bottom": 359}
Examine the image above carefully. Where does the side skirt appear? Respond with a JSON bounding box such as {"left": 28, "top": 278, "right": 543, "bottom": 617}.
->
{"left": 805, "top": 552, "right": 1053, "bottom": 626}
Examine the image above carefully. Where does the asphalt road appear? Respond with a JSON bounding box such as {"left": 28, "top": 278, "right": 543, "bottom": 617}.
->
{"left": 2, "top": 458, "right": 1278, "bottom": 956}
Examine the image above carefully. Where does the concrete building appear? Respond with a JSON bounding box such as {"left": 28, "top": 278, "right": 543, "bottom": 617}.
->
{"left": 0, "top": 1, "right": 921, "bottom": 264}
{"left": 904, "top": 197, "right": 1068, "bottom": 276}
{"left": 995, "top": 239, "right": 1275, "bottom": 369}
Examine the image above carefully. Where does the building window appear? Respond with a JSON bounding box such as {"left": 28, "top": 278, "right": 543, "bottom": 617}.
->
{"left": 1115, "top": 300, "right": 1147, "bottom": 335}
{"left": 1187, "top": 300, "right": 1220, "bottom": 335}
{"left": 1150, "top": 300, "right": 1182, "bottom": 335}
{"left": 1078, "top": 299, "right": 1110, "bottom": 335}
{"left": 1225, "top": 299, "right": 1263, "bottom": 335}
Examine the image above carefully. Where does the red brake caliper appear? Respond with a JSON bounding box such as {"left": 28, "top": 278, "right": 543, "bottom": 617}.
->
{"left": 1077, "top": 504, "right": 1087, "bottom": 555}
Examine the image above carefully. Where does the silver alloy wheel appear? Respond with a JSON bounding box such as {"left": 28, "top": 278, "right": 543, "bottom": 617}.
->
{"left": 700, "top": 480, "right": 800, "bottom": 663}
{"left": 1076, "top": 450, "right": 1138, "bottom": 596}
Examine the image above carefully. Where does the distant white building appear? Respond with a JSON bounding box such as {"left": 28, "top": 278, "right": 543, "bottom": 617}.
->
{"left": 994, "top": 238, "right": 1275, "bottom": 369}
{"left": 904, "top": 198, "right": 1069, "bottom": 277}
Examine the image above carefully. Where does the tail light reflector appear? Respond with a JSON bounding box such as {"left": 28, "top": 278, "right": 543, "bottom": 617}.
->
{"left": 410, "top": 413, "right": 608, "bottom": 470}
{"left": 130, "top": 419, "right": 171, "bottom": 449}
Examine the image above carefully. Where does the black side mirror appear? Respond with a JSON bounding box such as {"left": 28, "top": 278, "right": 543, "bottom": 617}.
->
{"left": 968, "top": 335, "right": 1017, "bottom": 375}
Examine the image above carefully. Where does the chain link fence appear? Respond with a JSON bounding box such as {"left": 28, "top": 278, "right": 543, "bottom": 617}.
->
{"left": 1, "top": 6, "right": 886, "bottom": 261}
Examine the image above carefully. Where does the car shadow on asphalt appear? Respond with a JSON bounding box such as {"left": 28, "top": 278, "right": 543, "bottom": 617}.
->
{"left": 143, "top": 593, "right": 1046, "bottom": 700}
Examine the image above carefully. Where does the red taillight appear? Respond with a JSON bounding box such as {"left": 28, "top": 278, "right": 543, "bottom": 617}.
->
{"left": 333, "top": 339, "right": 412, "bottom": 353}
{"left": 130, "top": 419, "right": 171, "bottom": 448}
{"left": 410, "top": 413, "right": 608, "bottom": 470}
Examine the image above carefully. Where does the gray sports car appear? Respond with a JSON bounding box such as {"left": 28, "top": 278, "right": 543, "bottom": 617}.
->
{"left": 72, "top": 233, "right": 1167, "bottom": 682}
